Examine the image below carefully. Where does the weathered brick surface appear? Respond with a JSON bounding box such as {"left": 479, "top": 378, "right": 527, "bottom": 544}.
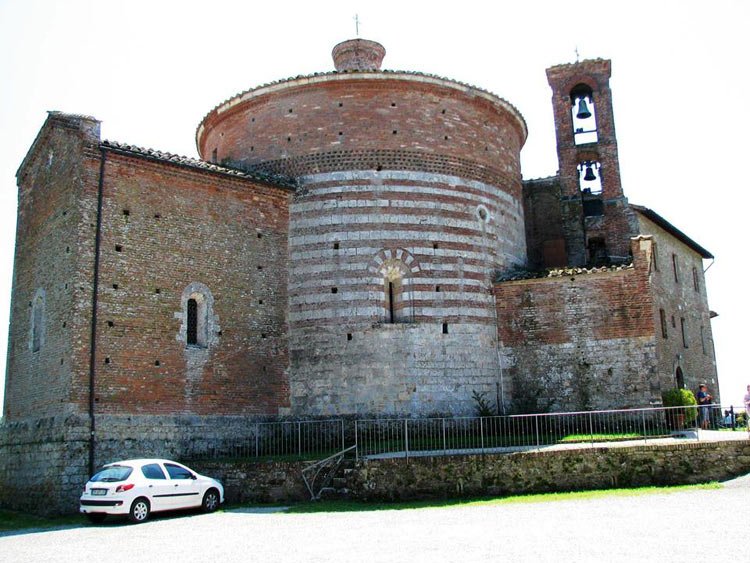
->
{"left": 197, "top": 73, "right": 526, "bottom": 189}
{"left": 494, "top": 238, "right": 658, "bottom": 412}
{"left": 5, "top": 115, "right": 292, "bottom": 421}
{"left": 4, "top": 113, "right": 101, "bottom": 420}
{"left": 90, "top": 151, "right": 291, "bottom": 416}
{"left": 635, "top": 213, "right": 718, "bottom": 398}
{"left": 546, "top": 59, "right": 638, "bottom": 266}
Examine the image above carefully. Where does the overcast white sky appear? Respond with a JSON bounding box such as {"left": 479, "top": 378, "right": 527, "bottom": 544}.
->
{"left": 1, "top": 0, "right": 748, "bottom": 413}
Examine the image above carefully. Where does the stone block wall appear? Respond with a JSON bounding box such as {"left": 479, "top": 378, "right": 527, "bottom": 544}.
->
{"left": 290, "top": 322, "right": 502, "bottom": 416}
{"left": 0, "top": 416, "right": 89, "bottom": 515}
{"left": 344, "top": 441, "right": 750, "bottom": 502}
{"left": 494, "top": 238, "right": 657, "bottom": 412}
{"left": 635, "top": 213, "right": 718, "bottom": 399}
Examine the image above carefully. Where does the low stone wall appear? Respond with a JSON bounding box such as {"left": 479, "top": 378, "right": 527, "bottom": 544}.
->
{"left": 3, "top": 418, "right": 749, "bottom": 515}
{"left": 0, "top": 416, "right": 89, "bottom": 515}
{"left": 189, "top": 460, "right": 310, "bottom": 505}
{"left": 197, "top": 440, "right": 750, "bottom": 505}
{"left": 346, "top": 441, "right": 750, "bottom": 501}
{"left": 0, "top": 414, "right": 317, "bottom": 515}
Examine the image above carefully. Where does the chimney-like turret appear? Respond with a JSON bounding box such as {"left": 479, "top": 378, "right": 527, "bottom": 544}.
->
{"left": 332, "top": 38, "right": 385, "bottom": 71}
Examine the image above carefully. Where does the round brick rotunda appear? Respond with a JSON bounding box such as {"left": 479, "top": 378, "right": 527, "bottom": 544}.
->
{"left": 197, "top": 39, "right": 528, "bottom": 415}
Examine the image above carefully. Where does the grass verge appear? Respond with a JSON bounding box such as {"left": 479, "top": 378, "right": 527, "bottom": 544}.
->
{"left": 0, "top": 510, "right": 84, "bottom": 534}
{"left": 285, "top": 482, "right": 722, "bottom": 513}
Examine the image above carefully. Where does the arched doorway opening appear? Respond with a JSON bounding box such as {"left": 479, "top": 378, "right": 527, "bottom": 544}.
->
{"left": 675, "top": 366, "right": 685, "bottom": 389}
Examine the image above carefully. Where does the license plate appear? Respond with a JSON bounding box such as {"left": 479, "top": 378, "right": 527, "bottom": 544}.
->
{"left": 91, "top": 488, "right": 107, "bottom": 496}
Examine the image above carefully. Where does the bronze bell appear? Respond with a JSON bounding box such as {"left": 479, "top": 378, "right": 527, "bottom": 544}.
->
{"left": 576, "top": 98, "right": 592, "bottom": 119}
{"left": 583, "top": 163, "right": 597, "bottom": 181}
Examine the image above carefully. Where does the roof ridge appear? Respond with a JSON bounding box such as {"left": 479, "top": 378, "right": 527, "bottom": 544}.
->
{"left": 100, "top": 140, "right": 296, "bottom": 188}
{"left": 196, "top": 69, "right": 527, "bottom": 146}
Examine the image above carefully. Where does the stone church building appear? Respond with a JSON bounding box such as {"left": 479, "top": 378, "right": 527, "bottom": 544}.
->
{"left": 1, "top": 39, "right": 718, "bottom": 512}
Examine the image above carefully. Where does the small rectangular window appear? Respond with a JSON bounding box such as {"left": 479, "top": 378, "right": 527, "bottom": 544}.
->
{"left": 672, "top": 254, "right": 679, "bottom": 283}
{"left": 680, "top": 317, "right": 688, "bottom": 348}
{"left": 659, "top": 309, "right": 668, "bottom": 339}
{"left": 692, "top": 267, "right": 700, "bottom": 292}
{"left": 700, "top": 325, "right": 707, "bottom": 355}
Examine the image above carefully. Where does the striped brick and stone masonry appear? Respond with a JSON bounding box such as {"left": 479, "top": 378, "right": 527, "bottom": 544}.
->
{"left": 197, "top": 41, "right": 528, "bottom": 415}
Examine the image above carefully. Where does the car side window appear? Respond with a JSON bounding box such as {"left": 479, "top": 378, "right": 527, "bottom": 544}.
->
{"left": 165, "top": 463, "right": 194, "bottom": 480}
{"left": 141, "top": 463, "right": 167, "bottom": 480}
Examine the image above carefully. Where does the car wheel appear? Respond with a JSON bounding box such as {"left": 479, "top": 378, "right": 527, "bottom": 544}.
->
{"left": 202, "top": 488, "right": 220, "bottom": 512}
{"left": 129, "top": 497, "right": 150, "bottom": 523}
{"left": 86, "top": 513, "right": 106, "bottom": 524}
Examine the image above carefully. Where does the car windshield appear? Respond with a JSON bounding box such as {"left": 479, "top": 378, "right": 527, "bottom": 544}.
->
{"left": 90, "top": 465, "right": 133, "bottom": 483}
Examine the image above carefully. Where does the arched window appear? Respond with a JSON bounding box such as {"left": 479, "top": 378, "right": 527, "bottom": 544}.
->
{"left": 369, "top": 248, "right": 421, "bottom": 325}
{"left": 30, "top": 289, "right": 46, "bottom": 353}
{"left": 187, "top": 298, "right": 198, "bottom": 345}
{"left": 570, "top": 83, "right": 598, "bottom": 145}
{"left": 382, "top": 262, "right": 411, "bottom": 323}
{"left": 179, "top": 283, "right": 217, "bottom": 349}
{"left": 385, "top": 276, "right": 405, "bottom": 323}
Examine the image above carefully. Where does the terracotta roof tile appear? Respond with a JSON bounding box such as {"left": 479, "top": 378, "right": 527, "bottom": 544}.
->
{"left": 100, "top": 140, "right": 296, "bottom": 189}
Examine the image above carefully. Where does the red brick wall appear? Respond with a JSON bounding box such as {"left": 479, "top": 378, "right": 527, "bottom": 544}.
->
{"left": 5, "top": 112, "right": 293, "bottom": 421}
{"left": 545, "top": 60, "right": 637, "bottom": 266}
{"left": 5, "top": 114, "right": 100, "bottom": 420}
{"left": 198, "top": 74, "right": 525, "bottom": 191}
{"left": 90, "top": 151, "right": 291, "bottom": 415}
{"left": 494, "top": 238, "right": 658, "bottom": 412}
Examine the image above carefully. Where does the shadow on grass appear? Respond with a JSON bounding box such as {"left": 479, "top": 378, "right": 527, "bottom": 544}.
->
{"left": 283, "top": 482, "right": 722, "bottom": 514}
{"left": 0, "top": 506, "right": 220, "bottom": 537}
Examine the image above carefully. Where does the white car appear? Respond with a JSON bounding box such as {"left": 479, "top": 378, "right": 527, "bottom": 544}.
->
{"left": 79, "top": 459, "right": 224, "bottom": 523}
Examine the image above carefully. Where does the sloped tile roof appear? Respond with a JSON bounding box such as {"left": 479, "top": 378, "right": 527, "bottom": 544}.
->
{"left": 101, "top": 140, "right": 296, "bottom": 189}
{"left": 496, "top": 263, "right": 634, "bottom": 283}
{"left": 630, "top": 204, "right": 713, "bottom": 259}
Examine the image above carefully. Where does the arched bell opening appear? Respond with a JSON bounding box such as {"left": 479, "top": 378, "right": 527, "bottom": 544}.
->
{"left": 578, "top": 160, "right": 602, "bottom": 196}
{"left": 570, "top": 83, "right": 598, "bottom": 144}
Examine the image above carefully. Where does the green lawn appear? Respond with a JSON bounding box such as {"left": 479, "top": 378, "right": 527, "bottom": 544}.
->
{"left": 284, "top": 482, "right": 722, "bottom": 513}
{"left": 0, "top": 510, "right": 84, "bottom": 533}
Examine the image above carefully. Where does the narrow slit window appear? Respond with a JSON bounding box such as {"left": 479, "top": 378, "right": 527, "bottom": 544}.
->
{"left": 187, "top": 298, "right": 198, "bottom": 346}
{"left": 680, "top": 317, "right": 688, "bottom": 348}
{"left": 659, "top": 309, "right": 668, "bottom": 339}
{"left": 31, "top": 295, "right": 44, "bottom": 352}
{"left": 388, "top": 282, "right": 395, "bottom": 323}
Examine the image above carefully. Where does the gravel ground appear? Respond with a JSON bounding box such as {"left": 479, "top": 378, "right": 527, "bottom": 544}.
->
{"left": 1, "top": 481, "right": 746, "bottom": 562}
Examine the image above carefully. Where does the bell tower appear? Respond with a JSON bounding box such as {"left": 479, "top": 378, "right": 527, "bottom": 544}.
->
{"left": 546, "top": 59, "right": 636, "bottom": 267}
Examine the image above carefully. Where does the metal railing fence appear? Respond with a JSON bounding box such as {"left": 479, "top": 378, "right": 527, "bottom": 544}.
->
{"left": 354, "top": 404, "right": 748, "bottom": 459}
{"left": 186, "top": 419, "right": 346, "bottom": 461}
{"left": 183, "top": 404, "right": 747, "bottom": 462}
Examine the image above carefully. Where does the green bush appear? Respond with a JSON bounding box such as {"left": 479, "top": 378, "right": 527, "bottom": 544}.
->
{"left": 662, "top": 388, "right": 698, "bottom": 425}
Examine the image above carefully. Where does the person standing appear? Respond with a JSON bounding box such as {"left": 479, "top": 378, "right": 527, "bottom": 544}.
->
{"left": 744, "top": 384, "right": 750, "bottom": 430}
{"left": 696, "top": 384, "right": 712, "bottom": 430}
